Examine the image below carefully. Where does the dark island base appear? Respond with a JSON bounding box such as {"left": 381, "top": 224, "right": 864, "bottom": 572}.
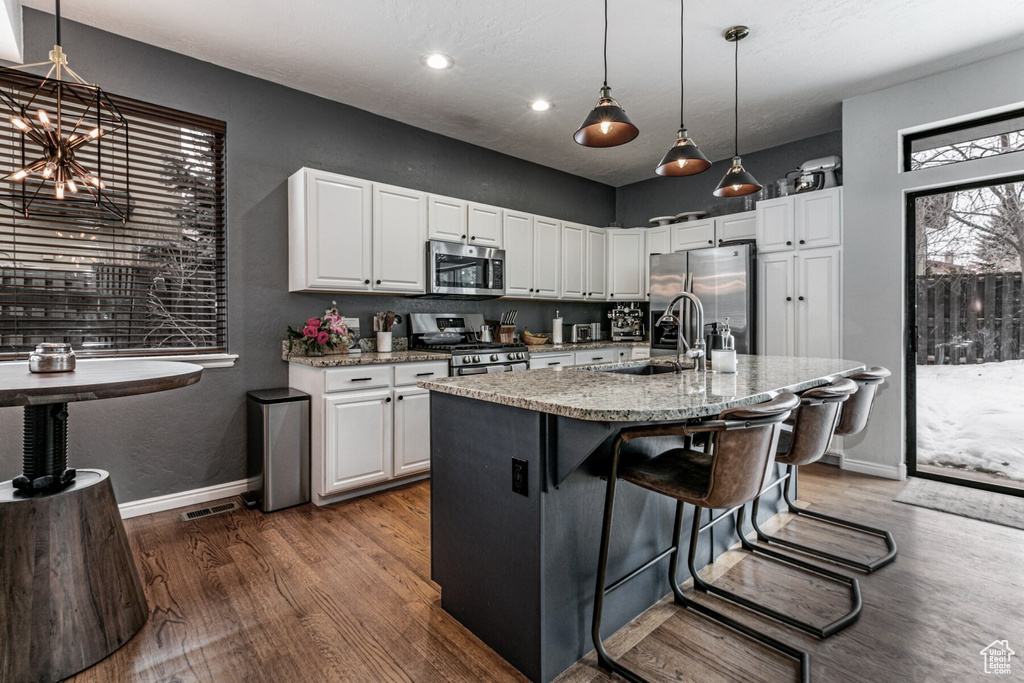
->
{"left": 429, "top": 393, "right": 788, "bottom": 682}
{"left": 0, "top": 469, "right": 149, "bottom": 683}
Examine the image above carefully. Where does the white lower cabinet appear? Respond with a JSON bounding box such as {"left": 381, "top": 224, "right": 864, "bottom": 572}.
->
{"left": 324, "top": 389, "right": 393, "bottom": 494}
{"left": 528, "top": 347, "right": 632, "bottom": 368}
{"left": 574, "top": 348, "right": 620, "bottom": 365}
{"left": 393, "top": 386, "right": 431, "bottom": 476}
{"left": 290, "top": 360, "right": 448, "bottom": 505}
{"left": 529, "top": 352, "right": 574, "bottom": 369}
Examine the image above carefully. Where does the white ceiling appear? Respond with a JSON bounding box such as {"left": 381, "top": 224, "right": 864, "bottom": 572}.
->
{"left": 21, "top": 0, "right": 1024, "bottom": 186}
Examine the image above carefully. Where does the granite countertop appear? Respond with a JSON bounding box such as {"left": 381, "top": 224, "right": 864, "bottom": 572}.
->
{"left": 418, "top": 355, "right": 865, "bottom": 422}
{"left": 526, "top": 339, "right": 649, "bottom": 352}
{"left": 285, "top": 349, "right": 450, "bottom": 367}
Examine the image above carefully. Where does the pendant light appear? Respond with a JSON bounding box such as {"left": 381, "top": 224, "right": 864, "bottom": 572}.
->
{"left": 655, "top": 0, "right": 710, "bottom": 176}
{"left": 713, "top": 26, "right": 762, "bottom": 198}
{"left": 573, "top": 0, "right": 639, "bottom": 147}
{"left": 0, "top": 0, "right": 129, "bottom": 221}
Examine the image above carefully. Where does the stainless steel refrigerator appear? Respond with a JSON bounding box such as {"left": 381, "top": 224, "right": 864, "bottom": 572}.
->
{"left": 649, "top": 242, "right": 757, "bottom": 356}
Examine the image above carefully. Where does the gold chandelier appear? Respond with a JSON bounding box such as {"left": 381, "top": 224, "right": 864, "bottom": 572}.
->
{"left": 0, "top": 0, "right": 128, "bottom": 221}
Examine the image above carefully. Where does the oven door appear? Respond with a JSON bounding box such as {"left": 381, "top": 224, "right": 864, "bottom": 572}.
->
{"left": 454, "top": 361, "right": 528, "bottom": 376}
{"left": 428, "top": 240, "right": 506, "bottom": 297}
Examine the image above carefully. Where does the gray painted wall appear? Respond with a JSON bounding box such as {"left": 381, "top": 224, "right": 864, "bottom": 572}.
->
{"left": 842, "top": 47, "right": 1024, "bottom": 478}
{"left": 615, "top": 130, "right": 842, "bottom": 227}
{"left": 0, "top": 10, "right": 618, "bottom": 502}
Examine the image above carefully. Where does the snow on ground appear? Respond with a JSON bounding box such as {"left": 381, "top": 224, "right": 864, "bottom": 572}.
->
{"left": 916, "top": 361, "right": 1024, "bottom": 484}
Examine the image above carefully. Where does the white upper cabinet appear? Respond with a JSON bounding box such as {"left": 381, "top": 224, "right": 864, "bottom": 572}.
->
{"left": 585, "top": 226, "right": 607, "bottom": 300}
{"left": 289, "top": 169, "right": 372, "bottom": 292}
{"left": 646, "top": 225, "right": 671, "bottom": 258}
{"left": 560, "top": 222, "right": 587, "bottom": 300}
{"left": 756, "top": 196, "right": 795, "bottom": 252}
{"left": 795, "top": 187, "right": 842, "bottom": 250}
{"left": 716, "top": 211, "right": 757, "bottom": 244}
{"left": 467, "top": 202, "right": 504, "bottom": 248}
{"left": 607, "top": 228, "right": 646, "bottom": 301}
{"left": 372, "top": 184, "right": 428, "bottom": 293}
{"left": 533, "top": 217, "right": 562, "bottom": 298}
{"left": 671, "top": 219, "right": 716, "bottom": 252}
{"left": 504, "top": 210, "right": 535, "bottom": 297}
{"left": 427, "top": 194, "right": 468, "bottom": 243}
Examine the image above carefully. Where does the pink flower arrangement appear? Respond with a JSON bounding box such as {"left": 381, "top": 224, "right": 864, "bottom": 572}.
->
{"left": 287, "top": 302, "right": 356, "bottom": 354}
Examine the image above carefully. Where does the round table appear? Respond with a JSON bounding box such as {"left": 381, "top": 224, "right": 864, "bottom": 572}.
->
{"left": 0, "top": 359, "right": 202, "bottom": 682}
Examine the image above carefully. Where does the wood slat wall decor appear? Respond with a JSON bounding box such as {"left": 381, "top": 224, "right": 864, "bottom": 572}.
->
{"left": 0, "top": 70, "right": 227, "bottom": 359}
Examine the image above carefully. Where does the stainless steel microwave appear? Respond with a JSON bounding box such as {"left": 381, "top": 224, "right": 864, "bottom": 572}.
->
{"left": 425, "top": 240, "right": 505, "bottom": 299}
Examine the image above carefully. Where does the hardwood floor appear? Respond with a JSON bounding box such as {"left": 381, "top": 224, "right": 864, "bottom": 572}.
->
{"left": 67, "top": 465, "right": 1023, "bottom": 682}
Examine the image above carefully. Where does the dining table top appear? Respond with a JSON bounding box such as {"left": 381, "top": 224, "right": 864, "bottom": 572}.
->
{"left": 0, "top": 359, "right": 203, "bottom": 407}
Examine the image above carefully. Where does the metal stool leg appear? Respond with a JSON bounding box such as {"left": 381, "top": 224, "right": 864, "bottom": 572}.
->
{"left": 752, "top": 466, "right": 898, "bottom": 573}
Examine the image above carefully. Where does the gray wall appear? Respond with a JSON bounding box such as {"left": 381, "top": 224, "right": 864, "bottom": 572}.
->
{"left": 842, "top": 48, "right": 1024, "bottom": 478}
{"left": 615, "top": 130, "right": 842, "bottom": 227}
{"left": 0, "top": 10, "right": 617, "bottom": 502}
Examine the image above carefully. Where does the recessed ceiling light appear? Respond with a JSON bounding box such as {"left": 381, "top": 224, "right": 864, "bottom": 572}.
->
{"left": 530, "top": 100, "right": 553, "bottom": 112}
{"left": 422, "top": 53, "right": 454, "bottom": 70}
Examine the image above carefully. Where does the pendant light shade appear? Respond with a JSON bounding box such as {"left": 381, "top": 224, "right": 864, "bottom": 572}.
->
{"left": 714, "top": 25, "right": 761, "bottom": 198}
{"left": 574, "top": 0, "right": 638, "bottom": 148}
{"left": 656, "top": 0, "right": 710, "bottom": 177}
{"left": 574, "top": 86, "right": 639, "bottom": 147}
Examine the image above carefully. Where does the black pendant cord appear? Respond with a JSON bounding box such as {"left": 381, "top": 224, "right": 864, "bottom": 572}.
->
{"left": 55, "top": 0, "right": 61, "bottom": 46}
{"left": 679, "top": 0, "right": 685, "bottom": 129}
{"left": 733, "top": 37, "right": 739, "bottom": 157}
{"left": 603, "top": 0, "right": 609, "bottom": 88}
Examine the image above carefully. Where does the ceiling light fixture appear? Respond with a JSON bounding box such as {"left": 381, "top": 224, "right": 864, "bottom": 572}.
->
{"left": 573, "top": 0, "right": 638, "bottom": 147}
{"left": 656, "top": 0, "right": 710, "bottom": 177}
{"left": 714, "top": 25, "right": 762, "bottom": 198}
{"left": 422, "top": 53, "right": 454, "bottom": 70}
{"left": 0, "top": 0, "right": 128, "bottom": 221}
{"left": 530, "top": 100, "right": 553, "bottom": 112}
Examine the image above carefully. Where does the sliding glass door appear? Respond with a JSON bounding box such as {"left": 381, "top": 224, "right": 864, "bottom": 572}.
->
{"left": 907, "top": 177, "right": 1024, "bottom": 496}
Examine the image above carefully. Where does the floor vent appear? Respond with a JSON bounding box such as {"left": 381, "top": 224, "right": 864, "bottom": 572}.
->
{"left": 180, "top": 501, "right": 239, "bottom": 522}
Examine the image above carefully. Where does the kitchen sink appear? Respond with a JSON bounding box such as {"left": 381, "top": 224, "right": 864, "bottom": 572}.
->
{"left": 590, "top": 363, "right": 679, "bottom": 376}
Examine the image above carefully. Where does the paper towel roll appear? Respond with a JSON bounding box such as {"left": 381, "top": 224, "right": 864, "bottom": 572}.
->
{"left": 552, "top": 316, "right": 563, "bottom": 344}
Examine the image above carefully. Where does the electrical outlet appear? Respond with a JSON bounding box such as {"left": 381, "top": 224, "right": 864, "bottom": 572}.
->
{"left": 512, "top": 457, "right": 528, "bottom": 496}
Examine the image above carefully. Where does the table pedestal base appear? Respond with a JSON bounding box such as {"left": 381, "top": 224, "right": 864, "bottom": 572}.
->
{"left": 0, "top": 469, "right": 148, "bottom": 682}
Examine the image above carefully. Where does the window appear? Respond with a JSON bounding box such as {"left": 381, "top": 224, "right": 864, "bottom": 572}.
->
{"left": 0, "top": 71, "right": 226, "bottom": 360}
{"left": 904, "top": 109, "right": 1024, "bottom": 171}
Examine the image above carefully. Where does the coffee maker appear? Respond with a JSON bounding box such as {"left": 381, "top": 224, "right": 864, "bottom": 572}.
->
{"left": 608, "top": 302, "right": 645, "bottom": 341}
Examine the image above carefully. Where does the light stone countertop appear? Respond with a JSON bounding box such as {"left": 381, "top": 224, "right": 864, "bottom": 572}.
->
{"left": 418, "top": 355, "right": 865, "bottom": 422}
{"left": 284, "top": 349, "right": 449, "bottom": 367}
{"left": 526, "top": 340, "right": 649, "bottom": 353}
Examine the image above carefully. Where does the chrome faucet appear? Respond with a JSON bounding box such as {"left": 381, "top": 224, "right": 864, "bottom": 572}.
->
{"left": 655, "top": 292, "right": 706, "bottom": 373}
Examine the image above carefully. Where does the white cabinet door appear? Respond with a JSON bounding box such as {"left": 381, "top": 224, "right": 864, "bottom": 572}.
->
{"left": 795, "top": 188, "right": 842, "bottom": 250}
{"left": 607, "top": 229, "right": 646, "bottom": 301}
{"left": 428, "top": 194, "right": 467, "bottom": 243}
{"left": 586, "top": 227, "right": 608, "bottom": 299}
{"left": 504, "top": 211, "right": 534, "bottom": 297}
{"left": 289, "top": 169, "right": 372, "bottom": 292}
{"left": 756, "top": 196, "right": 795, "bottom": 253}
{"left": 561, "top": 222, "right": 586, "bottom": 300}
{"left": 393, "top": 386, "right": 431, "bottom": 476}
{"left": 796, "top": 247, "right": 841, "bottom": 359}
{"left": 323, "top": 390, "right": 393, "bottom": 496}
{"left": 758, "top": 252, "right": 795, "bottom": 357}
{"left": 671, "top": 219, "right": 715, "bottom": 252}
{"left": 529, "top": 352, "right": 574, "bottom": 369}
{"left": 716, "top": 211, "right": 756, "bottom": 244}
{"left": 644, "top": 225, "right": 670, "bottom": 300}
{"left": 533, "top": 217, "right": 561, "bottom": 298}
{"left": 372, "top": 184, "right": 428, "bottom": 292}
{"left": 467, "top": 202, "right": 503, "bottom": 248}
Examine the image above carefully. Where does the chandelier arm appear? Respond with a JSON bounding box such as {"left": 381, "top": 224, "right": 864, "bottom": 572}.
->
{"left": 61, "top": 65, "right": 90, "bottom": 85}
{"left": 23, "top": 128, "right": 49, "bottom": 147}
{"left": 9, "top": 60, "right": 57, "bottom": 70}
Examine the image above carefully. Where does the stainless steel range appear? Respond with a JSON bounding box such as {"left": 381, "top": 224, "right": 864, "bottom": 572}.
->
{"left": 409, "top": 313, "right": 529, "bottom": 376}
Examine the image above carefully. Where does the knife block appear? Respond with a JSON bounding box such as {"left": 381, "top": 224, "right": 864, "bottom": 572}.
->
{"left": 499, "top": 326, "right": 516, "bottom": 343}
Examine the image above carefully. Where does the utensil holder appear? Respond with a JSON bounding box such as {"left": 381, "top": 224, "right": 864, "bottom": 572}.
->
{"left": 499, "top": 326, "right": 516, "bottom": 343}
{"left": 376, "top": 331, "right": 392, "bottom": 353}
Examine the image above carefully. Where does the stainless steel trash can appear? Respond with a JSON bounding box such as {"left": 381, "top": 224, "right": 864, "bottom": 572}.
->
{"left": 246, "top": 388, "right": 310, "bottom": 512}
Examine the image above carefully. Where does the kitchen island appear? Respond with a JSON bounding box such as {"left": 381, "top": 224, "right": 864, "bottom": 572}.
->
{"left": 419, "top": 355, "right": 864, "bottom": 682}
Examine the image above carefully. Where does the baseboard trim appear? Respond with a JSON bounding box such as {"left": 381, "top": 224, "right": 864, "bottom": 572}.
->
{"left": 841, "top": 457, "right": 906, "bottom": 481}
{"left": 118, "top": 479, "right": 249, "bottom": 519}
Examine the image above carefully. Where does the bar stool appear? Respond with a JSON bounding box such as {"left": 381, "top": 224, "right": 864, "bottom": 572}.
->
{"left": 751, "top": 368, "right": 897, "bottom": 573}
{"left": 591, "top": 393, "right": 812, "bottom": 683}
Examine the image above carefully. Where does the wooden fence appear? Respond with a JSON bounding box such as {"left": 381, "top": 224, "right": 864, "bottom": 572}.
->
{"left": 916, "top": 271, "right": 1023, "bottom": 365}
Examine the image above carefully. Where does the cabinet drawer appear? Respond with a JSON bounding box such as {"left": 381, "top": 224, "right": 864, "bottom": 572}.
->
{"left": 529, "top": 352, "right": 575, "bottom": 369}
{"left": 575, "top": 349, "right": 618, "bottom": 365}
{"left": 394, "top": 361, "right": 449, "bottom": 386}
{"left": 324, "top": 365, "right": 392, "bottom": 392}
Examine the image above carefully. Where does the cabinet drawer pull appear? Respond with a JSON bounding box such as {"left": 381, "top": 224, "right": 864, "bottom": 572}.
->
{"left": 376, "top": 279, "right": 382, "bottom": 285}
{"left": 708, "top": 240, "right": 713, "bottom": 244}
{"left": 416, "top": 372, "right": 435, "bottom": 377}
{"left": 386, "top": 397, "right": 392, "bottom": 403}
{"left": 364, "top": 279, "right": 370, "bottom": 284}
{"left": 470, "top": 235, "right": 477, "bottom": 240}
{"left": 461, "top": 234, "right": 467, "bottom": 239}
{"left": 592, "top": 357, "right": 604, "bottom": 361}
{"left": 799, "top": 239, "right": 806, "bottom": 244}
{"left": 548, "top": 361, "right": 561, "bottom": 366}
{"left": 786, "top": 296, "right": 792, "bottom": 302}
{"left": 786, "top": 241, "right": 792, "bottom": 246}
{"left": 351, "top": 377, "right": 373, "bottom": 382}
{"left": 798, "top": 296, "right": 805, "bottom": 301}
{"left": 397, "top": 395, "right": 404, "bottom": 401}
